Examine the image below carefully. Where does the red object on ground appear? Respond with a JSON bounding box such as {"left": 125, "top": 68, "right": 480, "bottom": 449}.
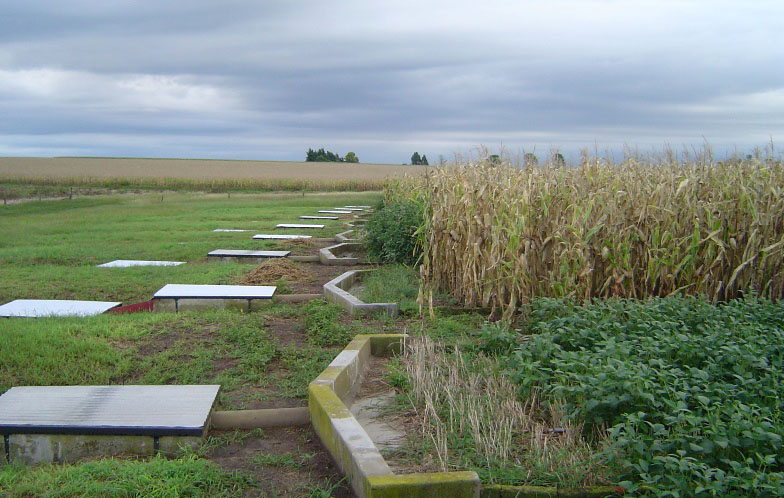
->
{"left": 107, "top": 299, "right": 154, "bottom": 314}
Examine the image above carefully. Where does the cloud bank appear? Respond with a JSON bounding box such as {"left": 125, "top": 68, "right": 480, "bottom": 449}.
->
{"left": 0, "top": 0, "right": 782, "bottom": 162}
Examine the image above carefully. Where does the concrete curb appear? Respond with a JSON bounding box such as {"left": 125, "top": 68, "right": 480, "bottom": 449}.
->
{"left": 308, "top": 334, "right": 480, "bottom": 498}
{"left": 211, "top": 408, "right": 310, "bottom": 429}
{"left": 319, "top": 242, "right": 365, "bottom": 266}
{"left": 323, "top": 270, "right": 398, "bottom": 317}
{"left": 335, "top": 229, "right": 359, "bottom": 243}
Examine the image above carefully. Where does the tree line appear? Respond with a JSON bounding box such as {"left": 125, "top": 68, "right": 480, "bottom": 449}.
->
{"left": 410, "top": 152, "right": 428, "bottom": 165}
{"left": 306, "top": 148, "right": 359, "bottom": 163}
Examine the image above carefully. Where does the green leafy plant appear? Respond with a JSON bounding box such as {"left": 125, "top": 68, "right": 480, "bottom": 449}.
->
{"left": 363, "top": 200, "right": 423, "bottom": 265}
{"left": 509, "top": 296, "right": 784, "bottom": 496}
{"left": 474, "top": 321, "right": 517, "bottom": 355}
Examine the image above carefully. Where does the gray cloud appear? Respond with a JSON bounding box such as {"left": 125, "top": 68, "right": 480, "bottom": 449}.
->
{"left": 0, "top": 0, "right": 782, "bottom": 163}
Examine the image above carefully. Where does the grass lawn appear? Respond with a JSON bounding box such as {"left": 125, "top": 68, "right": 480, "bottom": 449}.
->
{"left": 0, "top": 191, "right": 379, "bottom": 303}
{"left": 0, "top": 191, "right": 380, "bottom": 497}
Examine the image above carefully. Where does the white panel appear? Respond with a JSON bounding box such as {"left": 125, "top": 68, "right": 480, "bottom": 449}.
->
{"left": 299, "top": 216, "right": 338, "bottom": 220}
{"left": 208, "top": 250, "right": 289, "bottom": 257}
{"left": 0, "top": 300, "right": 121, "bottom": 318}
{"left": 336, "top": 207, "right": 363, "bottom": 211}
{"left": 97, "top": 260, "right": 185, "bottom": 268}
{"left": 212, "top": 229, "right": 249, "bottom": 232}
{"left": 276, "top": 224, "right": 324, "bottom": 229}
{"left": 252, "top": 234, "right": 312, "bottom": 240}
{"left": 153, "top": 284, "right": 276, "bottom": 299}
{"left": 344, "top": 206, "right": 371, "bottom": 208}
{"left": 0, "top": 385, "right": 219, "bottom": 436}
{"left": 318, "top": 210, "right": 352, "bottom": 214}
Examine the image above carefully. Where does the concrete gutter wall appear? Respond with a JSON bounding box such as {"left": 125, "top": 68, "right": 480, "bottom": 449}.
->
{"left": 335, "top": 230, "right": 358, "bottom": 243}
{"left": 308, "top": 334, "right": 480, "bottom": 498}
{"left": 319, "top": 242, "right": 364, "bottom": 266}
{"left": 323, "top": 270, "right": 398, "bottom": 317}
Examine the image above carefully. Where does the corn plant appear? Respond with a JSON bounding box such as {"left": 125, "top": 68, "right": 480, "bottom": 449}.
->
{"left": 387, "top": 155, "right": 784, "bottom": 319}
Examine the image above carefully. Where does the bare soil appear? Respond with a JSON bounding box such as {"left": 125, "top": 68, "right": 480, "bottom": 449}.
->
{"left": 206, "top": 426, "right": 353, "bottom": 497}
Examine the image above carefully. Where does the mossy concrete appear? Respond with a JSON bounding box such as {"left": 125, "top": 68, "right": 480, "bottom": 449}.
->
{"left": 311, "top": 336, "right": 370, "bottom": 401}
{"left": 367, "top": 334, "right": 406, "bottom": 356}
{"left": 309, "top": 383, "right": 391, "bottom": 498}
{"left": 309, "top": 333, "right": 480, "bottom": 498}
{"left": 367, "top": 472, "right": 480, "bottom": 498}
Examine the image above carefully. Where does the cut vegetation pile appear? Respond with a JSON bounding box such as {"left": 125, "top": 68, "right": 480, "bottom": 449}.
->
{"left": 387, "top": 157, "right": 784, "bottom": 319}
{"left": 235, "top": 259, "right": 309, "bottom": 285}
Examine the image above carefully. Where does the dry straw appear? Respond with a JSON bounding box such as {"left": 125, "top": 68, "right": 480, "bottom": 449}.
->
{"left": 388, "top": 154, "right": 784, "bottom": 319}
{"left": 401, "top": 336, "right": 604, "bottom": 485}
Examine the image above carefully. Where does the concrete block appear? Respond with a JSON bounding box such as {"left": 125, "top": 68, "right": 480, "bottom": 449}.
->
{"left": 8, "top": 434, "right": 155, "bottom": 464}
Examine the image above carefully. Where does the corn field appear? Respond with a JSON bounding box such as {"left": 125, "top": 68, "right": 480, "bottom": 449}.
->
{"left": 387, "top": 156, "right": 784, "bottom": 319}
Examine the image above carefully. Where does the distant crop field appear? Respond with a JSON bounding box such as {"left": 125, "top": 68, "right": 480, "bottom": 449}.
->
{"left": 0, "top": 157, "right": 428, "bottom": 194}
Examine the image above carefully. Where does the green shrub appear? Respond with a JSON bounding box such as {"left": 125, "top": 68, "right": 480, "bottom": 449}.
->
{"left": 364, "top": 200, "right": 423, "bottom": 265}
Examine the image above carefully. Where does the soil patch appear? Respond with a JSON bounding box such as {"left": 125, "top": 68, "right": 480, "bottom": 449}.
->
{"left": 204, "top": 426, "right": 352, "bottom": 497}
{"left": 263, "top": 316, "right": 305, "bottom": 347}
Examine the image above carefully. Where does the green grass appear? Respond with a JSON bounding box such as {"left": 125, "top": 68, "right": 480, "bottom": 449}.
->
{"left": 0, "top": 190, "right": 377, "bottom": 495}
{"left": 2, "top": 308, "right": 330, "bottom": 408}
{"left": 275, "top": 345, "right": 341, "bottom": 398}
{"left": 0, "top": 192, "right": 381, "bottom": 302}
{"left": 301, "top": 299, "right": 374, "bottom": 347}
{"left": 0, "top": 454, "right": 252, "bottom": 497}
{"left": 359, "top": 264, "right": 419, "bottom": 313}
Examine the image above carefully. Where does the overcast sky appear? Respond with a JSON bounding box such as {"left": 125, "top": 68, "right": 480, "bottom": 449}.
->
{"left": 0, "top": 1, "right": 782, "bottom": 163}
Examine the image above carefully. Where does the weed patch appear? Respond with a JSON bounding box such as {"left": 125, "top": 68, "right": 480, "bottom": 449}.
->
{"left": 301, "top": 299, "right": 369, "bottom": 347}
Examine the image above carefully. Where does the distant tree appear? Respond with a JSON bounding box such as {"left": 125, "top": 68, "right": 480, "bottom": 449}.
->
{"left": 345, "top": 151, "right": 359, "bottom": 163}
{"left": 488, "top": 154, "right": 501, "bottom": 166}
{"left": 411, "top": 152, "right": 422, "bottom": 165}
{"left": 421, "top": 154, "right": 428, "bottom": 166}
{"left": 552, "top": 152, "right": 566, "bottom": 167}
{"left": 306, "top": 148, "right": 345, "bottom": 162}
{"left": 523, "top": 152, "right": 538, "bottom": 167}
